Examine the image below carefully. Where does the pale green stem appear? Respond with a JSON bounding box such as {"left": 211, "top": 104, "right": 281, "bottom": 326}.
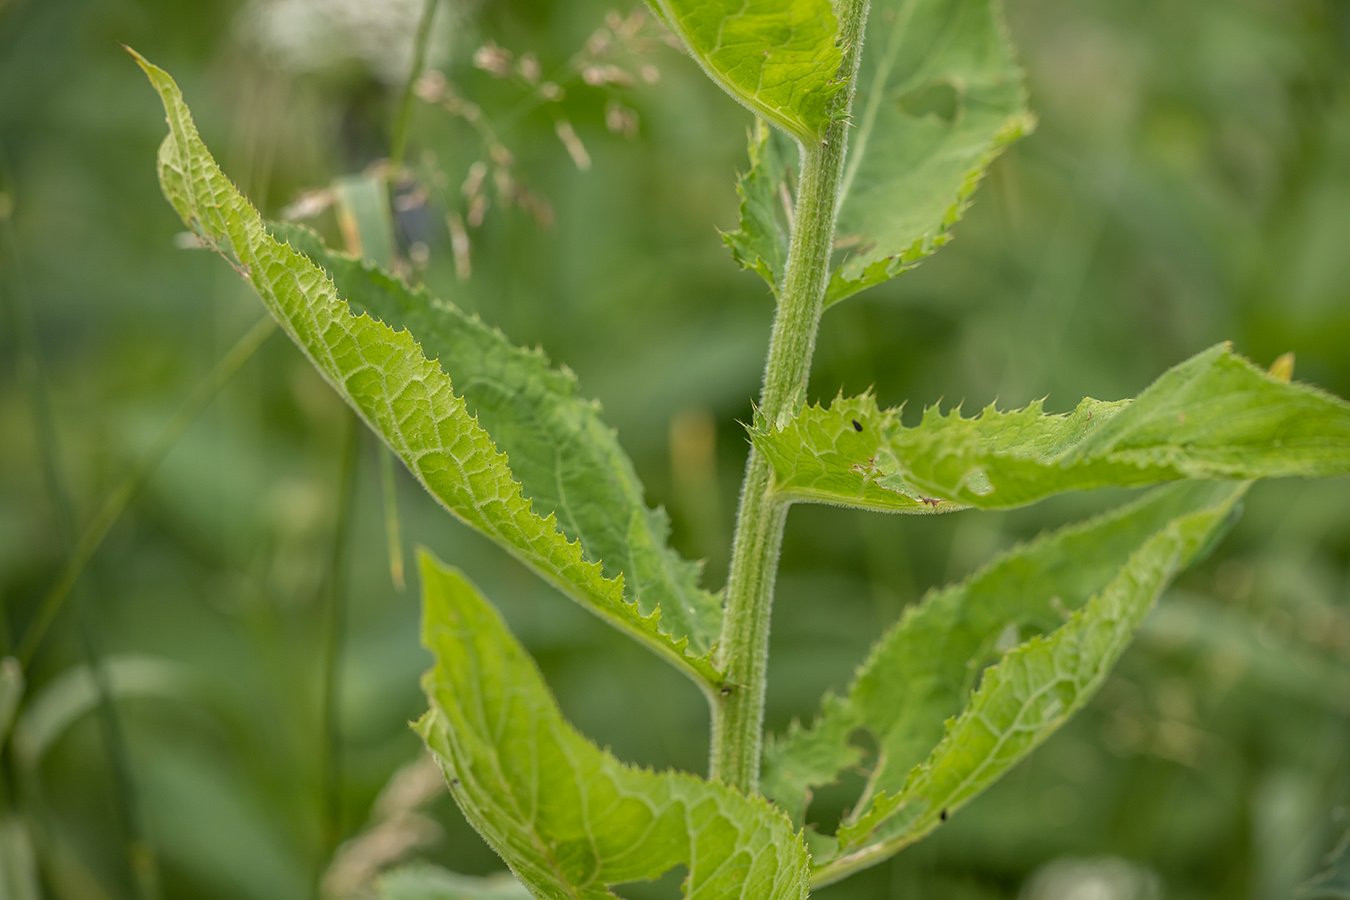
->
{"left": 2, "top": 148, "right": 162, "bottom": 899}
{"left": 390, "top": 0, "right": 441, "bottom": 168}
{"left": 711, "top": 0, "right": 872, "bottom": 793}
{"left": 380, "top": 446, "right": 406, "bottom": 591}
{"left": 316, "top": 414, "right": 360, "bottom": 889}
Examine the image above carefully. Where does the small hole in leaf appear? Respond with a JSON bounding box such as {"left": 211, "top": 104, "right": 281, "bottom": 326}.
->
{"left": 898, "top": 80, "right": 961, "bottom": 123}
{"left": 800, "top": 727, "right": 879, "bottom": 835}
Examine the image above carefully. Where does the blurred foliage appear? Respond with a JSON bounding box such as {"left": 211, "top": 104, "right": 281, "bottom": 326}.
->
{"left": 0, "top": 0, "right": 1347, "bottom": 898}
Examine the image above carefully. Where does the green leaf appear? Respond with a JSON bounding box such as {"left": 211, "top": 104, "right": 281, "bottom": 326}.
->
{"left": 754, "top": 343, "right": 1350, "bottom": 513}
{"left": 377, "top": 865, "right": 532, "bottom": 900}
{"left": 827, "top": 0, "right": 1032, "bottom": 304}
{"left": 275, "top": 223, "right": 723, "bottom": 661}
{"left": 721, "top": 0, "right": 1032, "bottom": 304}
{"left": 333, "top": 171, "right": 396, "bottom": 268}
{"left": 415, "top": 552, "right": 811, "bottom": 900}
{"left": 647, "top": 0, "right": 845, "bottom": 142}
{"left": 762, "top": 481, "right": 1246, "bottom": 883}
{"left": 132, "top": 51, "right": 722, "bottom": 689}
{"left": 722, "top": 121, "right": 796, "bottom": 297}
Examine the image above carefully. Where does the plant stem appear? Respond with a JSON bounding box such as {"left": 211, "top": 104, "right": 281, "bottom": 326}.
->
{"left": 711, "top": 0, "right": 872, "bottom": 793}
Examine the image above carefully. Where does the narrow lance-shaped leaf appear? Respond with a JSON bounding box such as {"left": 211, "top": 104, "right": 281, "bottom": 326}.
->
{"left": 132, "top": 51, "right": 722, "bottom": 689}
{"left": 754, "top": 343, "right": 1350, "bottom": 514}
{"left": 646, "top": 0, "right": 844, "bottom": 142}
{"left": 723, "top": 0, "right": 1033, "bottom": 304}
{"left": 762, "top": 480, "right": 1246, "bottom": 883}
{"left": 416, "top": 552, "right": 810, "bottom": 900}
{"left": 276, "top": 223, "right": 723, "bottom": 661}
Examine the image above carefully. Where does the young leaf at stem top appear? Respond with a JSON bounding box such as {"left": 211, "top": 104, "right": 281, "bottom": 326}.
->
{"left": 646, "top": 0, "right": 845, "bottom": 142}
{"left": 131, "top": 50, "right": 723, "bottom": 691}
{"left": 723, "top": 0, "right": 1033, "bottom": 305}
{"left": 763, "top": 480, "right": 1247, "bottom": 885}
{"left": 416, "top": 552, "right": 811, "bottom": 900}
{"left": 753, "top": 343, "right": 1350, "bottom": 513}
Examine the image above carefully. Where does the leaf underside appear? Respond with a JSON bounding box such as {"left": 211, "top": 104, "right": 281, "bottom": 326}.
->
{"left": 133, "top": 51, "right": 722, "bottom": 689}
{"left": 417, "top": 553, "right": 810, "bottom": 900}
{"left": 763, "top": 480, "right": 1247, "bottom": 881}
{"left": 276, "top": 224, "right": 723, "bottom": 661}
{"left": 723, "top": 0, "right": 1033, "bottom": 305}
{"left": 722, "top": 120, "right": 796, "bottom": 297}
{"left": 754, "top": 343, "right": 1350, "bottom": 514}
{"left": 647, "top": 0, "right": 844, "bottom": 142}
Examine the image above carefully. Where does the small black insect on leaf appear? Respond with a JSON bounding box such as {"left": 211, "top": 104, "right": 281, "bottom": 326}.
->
{"left": 450, "top": 778, "right": 461, "bottom": 787}
{"left": 939, "top": 808, "right": 949, "bottom": 821}
{"left": 852, "top": 419, "right": 863, "bottom": 432}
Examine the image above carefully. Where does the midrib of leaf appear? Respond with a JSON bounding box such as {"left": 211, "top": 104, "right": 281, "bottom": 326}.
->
{"left": 132, "top": 50, "right": 722, "bottom": 690}
{"left": 836, "top": 0, "right": 919, "bottom": 205}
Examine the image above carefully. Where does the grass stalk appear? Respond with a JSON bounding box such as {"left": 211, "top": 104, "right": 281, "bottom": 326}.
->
{"left": 15, "top": 314, "right": 276, "bottom": 667}
{"left": 316, "top": 414, "right": 361, "bottom": 889}
{"left": 390, "top": 0, "right": 442, "bottom": 168}
{"left": 0, "top": 143, "right": 162, "bottom": 899}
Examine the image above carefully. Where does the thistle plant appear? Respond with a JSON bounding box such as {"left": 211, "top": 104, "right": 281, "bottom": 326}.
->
{"left": 128, "top": 0, "right": 1350, "bottom": 895}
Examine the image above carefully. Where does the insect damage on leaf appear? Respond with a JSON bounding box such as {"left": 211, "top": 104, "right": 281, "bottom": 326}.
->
{"left": 763, "top": 481, "right": 1248, "bottom": 884}
{"left": 720, "top": 0, "right": 1034, "bottom": 304}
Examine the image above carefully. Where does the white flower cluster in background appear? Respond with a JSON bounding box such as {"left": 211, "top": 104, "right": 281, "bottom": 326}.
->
{"left": 1021, "top": 857, "right": 1163, "bottom": 900}
{"left": 235, "top": 0, "right": 462, "bottom": 83}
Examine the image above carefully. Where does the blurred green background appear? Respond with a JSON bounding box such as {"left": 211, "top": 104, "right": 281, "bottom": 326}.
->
{"left": 1, "top": 0, "right": 1348, "bottom": 898}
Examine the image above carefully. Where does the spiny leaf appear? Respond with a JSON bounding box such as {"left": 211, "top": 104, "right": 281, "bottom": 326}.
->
{"left": 754, "top": 343, "right": 1350, "bottom": 513}
{"left": 721, "top": 120, "right": 795, "bottom": 297}
{"left": 416, "top": 552, "right": 810, "bottom": 900}
{"left": 132, "top": 51, "right": 722, "bottom": 689}
{"left": 721, "top": 0, "right": 1032, "bottom": 304}
{"left": 276, "top": 224, "right": 723, "bottom": 659}
{"left": 647, "top": 0, "right": 845, "bottom": 142}
{"left": 762, "top": 481, "right": 1245, "bottom": 883}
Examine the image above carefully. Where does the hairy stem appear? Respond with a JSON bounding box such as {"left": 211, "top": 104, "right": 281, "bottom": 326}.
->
{"left": 711, "top": 0, "right": 871, "bottom": 793}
